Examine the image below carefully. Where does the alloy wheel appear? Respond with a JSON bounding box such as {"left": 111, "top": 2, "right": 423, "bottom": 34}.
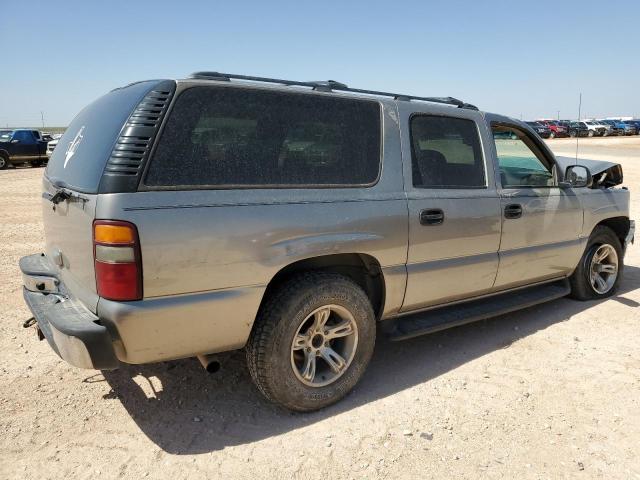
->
{"left": 589, "top": 244, "right": 619, "bottom": 294}
{"left": 290, "top": 304, "right": 358, "bottom": 387}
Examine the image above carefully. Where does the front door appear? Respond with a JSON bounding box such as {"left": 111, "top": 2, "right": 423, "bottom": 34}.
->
{"left": 489, "top": 120, "right": 583, "bottom": 289}
{"left": 400, "top": 108, "right": 502, "bottom": 312}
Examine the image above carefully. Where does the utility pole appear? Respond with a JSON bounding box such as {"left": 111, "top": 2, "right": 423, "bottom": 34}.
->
{"left": 557, "top": 110, "right": 560, "bottom": 121}
{"left": 40, "top": 111, "right": 45, "bottom": 129}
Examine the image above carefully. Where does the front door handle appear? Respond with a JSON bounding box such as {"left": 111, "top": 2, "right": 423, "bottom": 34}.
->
{"left": 504, "top": 204, "right": 523, "bottom": 219}
{"left": 420, "top": 208, "right": 444, "bottom": 225}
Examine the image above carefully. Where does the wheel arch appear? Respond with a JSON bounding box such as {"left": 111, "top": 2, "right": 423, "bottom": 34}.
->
{"left": 257, "top": 253, "right": 386, "bottom": 321}
{"left": 594, "top": 216, "right": 630, "bottom": 247}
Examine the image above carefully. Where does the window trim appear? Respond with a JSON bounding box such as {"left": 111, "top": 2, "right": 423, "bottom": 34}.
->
{"left": 408, "top": 113, "right": 488, "bottom": 190}
{"left": 139, "top": 85, "right": 384, "bottom": 191}
{"left": 491, "top": 121, "right": 559, "bottom": 190}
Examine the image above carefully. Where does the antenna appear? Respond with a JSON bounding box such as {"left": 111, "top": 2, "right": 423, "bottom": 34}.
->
{"left": 575, "top": 92, "right": 582, "bottom": 164}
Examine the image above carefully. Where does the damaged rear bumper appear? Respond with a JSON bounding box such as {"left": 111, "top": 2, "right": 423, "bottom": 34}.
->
{"left": 20, "top": 254, "right": 119, "bottom": 370}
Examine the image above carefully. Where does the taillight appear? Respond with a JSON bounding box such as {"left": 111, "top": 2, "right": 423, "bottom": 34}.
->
{"left": 93, "top": 220, "right": 142, "bottom": 301}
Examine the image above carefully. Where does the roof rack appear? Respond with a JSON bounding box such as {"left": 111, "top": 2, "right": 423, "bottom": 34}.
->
{"left": 189, "top": 72, "right": 478, "bottom": 110}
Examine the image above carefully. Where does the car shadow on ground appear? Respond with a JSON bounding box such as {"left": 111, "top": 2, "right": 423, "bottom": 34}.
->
{"left": 101, "top": 265, "right": 639, "bottom": 454}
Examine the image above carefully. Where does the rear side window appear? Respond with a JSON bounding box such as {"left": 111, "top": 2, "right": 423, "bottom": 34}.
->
{"left": 145, "top": 86, "right": 381, "bottom": 188}
{"left": 410, "top": 115, "right": 485, "bottom": 188}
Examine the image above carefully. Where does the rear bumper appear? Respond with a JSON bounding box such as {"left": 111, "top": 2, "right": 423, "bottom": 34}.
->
{"left": 20, "top": 254, "right": 119, "bottom": 370}
{"left": 20, "top": 253, "right": 264, "bottom": 367}
{"left": 23, "top": 287, "right": 119, "bottom": 370}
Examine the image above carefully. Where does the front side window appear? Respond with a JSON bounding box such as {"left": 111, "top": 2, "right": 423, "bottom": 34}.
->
{"left": 145, "top": 86, "right": 381, "bottom": 188}
{"left": 492, "top": 125, "right": 555, "bottom": 188}
{"left": 410, "top": 115, "right": 485, "bottom": 188}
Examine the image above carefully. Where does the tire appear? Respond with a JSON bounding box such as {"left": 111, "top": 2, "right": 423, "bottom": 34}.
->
{"left": 0, "top": 153, "right": 8, "bottom": 169}
{"left": 588, "top": 130, "right": 594, "bottom": 137}
{"left": 569, "top": 226, "right": 623, "bottom": 300}
{"left": 246, "top": 272, "right": 376, "bottom": 412}
{"left": 549, "top": 131, "right": 555, "bottom": 139}
{"left": 569, "top": 131, "right": 577, "bottom": 138}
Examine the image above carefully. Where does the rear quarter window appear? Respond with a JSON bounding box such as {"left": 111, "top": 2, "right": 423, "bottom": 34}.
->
{"left": 144, "top": 86, "right": 381, "bottom": 188}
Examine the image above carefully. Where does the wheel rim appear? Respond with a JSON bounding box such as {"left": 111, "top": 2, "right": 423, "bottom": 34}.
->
{"left": 290, "top": 304, "right": 358, "bottom": 388}
{"left": 589, "top": 244, "right": 619, "bottom": 294}
{"left": 0, "top": 157, "right": 5, "bottom": 168}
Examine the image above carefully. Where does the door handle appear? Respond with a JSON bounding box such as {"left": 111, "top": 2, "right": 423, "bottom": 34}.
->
{"left": 504, "top": 204, "right": 523, "bottom": 219}
{"left": 420, "top": 208, "right": 444, "bottom": 225}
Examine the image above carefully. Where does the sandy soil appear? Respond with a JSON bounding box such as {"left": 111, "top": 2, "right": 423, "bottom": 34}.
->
{"left": 1, "top": 137, "right": 639, "bottom": 479}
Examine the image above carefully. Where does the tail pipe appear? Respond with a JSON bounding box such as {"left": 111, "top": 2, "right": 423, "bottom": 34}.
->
{"left": 197, "top": 354, "right": 221, "bottom": 374}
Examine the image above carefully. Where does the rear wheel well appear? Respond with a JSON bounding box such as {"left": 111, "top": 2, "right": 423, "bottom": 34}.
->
{"left": 259, "top": 254, "right": 386, "bottom": 320}
{"left": 595, "top": 217, "right": 630, "bottom": 246}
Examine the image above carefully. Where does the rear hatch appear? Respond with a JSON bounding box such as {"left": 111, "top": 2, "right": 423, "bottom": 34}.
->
{"left": 43, "top": 80, "right": 172, "bottom": 313}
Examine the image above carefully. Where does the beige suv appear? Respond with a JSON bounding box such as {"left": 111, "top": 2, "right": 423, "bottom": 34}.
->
{"left": 20, "top": 72, "right": 634, "bottom": 411}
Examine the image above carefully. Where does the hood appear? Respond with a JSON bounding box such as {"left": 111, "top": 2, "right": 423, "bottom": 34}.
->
{"left": 556, "top": 156, "right": 623, "bottom": 188}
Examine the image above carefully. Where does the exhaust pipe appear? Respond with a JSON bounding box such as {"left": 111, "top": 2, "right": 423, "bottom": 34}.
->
{"left": 197, "top": 354, "right": 221, "bottom": 373}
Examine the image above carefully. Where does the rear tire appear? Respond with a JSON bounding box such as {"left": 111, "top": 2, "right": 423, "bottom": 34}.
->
{"left": 246, "top": 272, "right": 376, "bottom": 412}
{"left": 588, "top": 130, "right": 595, "bottom": 137}
{"left": 0, "top": 153, "right": 8, "bottom": 169}
{"left": 569, "top": 226, "right": 623, "bottom": 300}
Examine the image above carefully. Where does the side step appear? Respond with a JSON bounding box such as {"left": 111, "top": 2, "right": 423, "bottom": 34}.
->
{"left": 388, "top": 279, "right": 571, "bottom": 341}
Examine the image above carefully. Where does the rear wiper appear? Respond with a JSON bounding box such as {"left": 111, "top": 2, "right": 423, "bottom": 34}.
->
{"left": 42, "top": 188, "right": 88, "bottom": 205}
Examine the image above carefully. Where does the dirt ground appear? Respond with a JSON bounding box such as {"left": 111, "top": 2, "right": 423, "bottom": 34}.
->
{"left": 1, "top": 136, "right": 639, "bottom": 480}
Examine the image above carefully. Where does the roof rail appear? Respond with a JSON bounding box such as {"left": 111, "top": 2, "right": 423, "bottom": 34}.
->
{"left": 188, "top": 72, "right": 478, "bottom": 110}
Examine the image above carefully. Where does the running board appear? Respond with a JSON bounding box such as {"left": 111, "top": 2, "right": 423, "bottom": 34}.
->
{"left": 388, "top": 279, "right": 571, "bottom": 341}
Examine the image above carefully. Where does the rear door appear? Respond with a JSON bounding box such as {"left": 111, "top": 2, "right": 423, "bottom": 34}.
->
{"left": 11, "top": 130, "right": 37, "bottom": 159}
{"left": 399, "top": 104, "right": 502, "bottom": 312}
{"left": 487, "top": 118, "right": 583, "bottom": 289}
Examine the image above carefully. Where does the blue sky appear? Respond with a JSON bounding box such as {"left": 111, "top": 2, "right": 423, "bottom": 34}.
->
{"left": 2, "top": 0, "right": 639, "bottom": 126}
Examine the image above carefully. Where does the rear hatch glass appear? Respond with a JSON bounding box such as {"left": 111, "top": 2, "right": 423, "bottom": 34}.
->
{"left": 45, "top": 80, "right": 163, "bottom": 193}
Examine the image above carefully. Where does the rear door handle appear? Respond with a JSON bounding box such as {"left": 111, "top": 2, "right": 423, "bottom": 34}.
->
{"left": 504, "top": 204, "right": 523, "bottom": 219}
{"left": 420, "top": 208, "right": 444, "bottom": 226}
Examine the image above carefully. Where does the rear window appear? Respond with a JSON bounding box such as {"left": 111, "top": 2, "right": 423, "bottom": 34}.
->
{"left": 410, "top": 115, "right": 485, "bottom": 188}
{"left": 144, "top": 86, "right": 381, "bottom": 188}
{"left": 45, "top": 81, "right": 164, "bottom": 193}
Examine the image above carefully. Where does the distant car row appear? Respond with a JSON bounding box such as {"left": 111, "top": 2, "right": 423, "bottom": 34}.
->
{"left": 525, "top": 119, "right": 640, "bottom": 138}
{"left": 0, "top": 129, "right": 63, "bottom": 169}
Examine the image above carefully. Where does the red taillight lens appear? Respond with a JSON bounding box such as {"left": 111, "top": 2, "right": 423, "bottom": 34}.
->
{"left": 93, "top": 220, "right": 142, "bottom": 301}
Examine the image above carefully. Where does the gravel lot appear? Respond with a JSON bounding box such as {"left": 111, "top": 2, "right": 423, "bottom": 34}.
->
{"left": 1, "top": 137, "right": 639, "bottom": 479}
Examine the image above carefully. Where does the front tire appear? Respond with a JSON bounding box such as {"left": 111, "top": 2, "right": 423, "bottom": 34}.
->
{"left": 569, "top": 226, "right": 623, "bottom": 300}
{"left": 246, "top": 272, "right": 376, "bottom": 412}
{"left": 588, "top": 130, "right": 595, "bottom": 137}
{"left": 0, "top": 154, "right": 8, "bottom": 169}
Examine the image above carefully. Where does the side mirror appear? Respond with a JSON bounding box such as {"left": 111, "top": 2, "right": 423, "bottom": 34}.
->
{"left": 11, "top": 139, "right": 20, "bottom": 144}
{"left": 563, "top": 165, "right": 592, "bottom": 188}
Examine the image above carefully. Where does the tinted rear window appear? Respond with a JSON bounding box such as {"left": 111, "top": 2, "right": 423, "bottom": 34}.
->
{"left": 45, "top": 81, "right": 164, "bottom": 193}
{"left": 410, "top": 115, "right": 485, "bottom": 188}
{"left": 144, "top": 86, "right": 381, "bottom": 188}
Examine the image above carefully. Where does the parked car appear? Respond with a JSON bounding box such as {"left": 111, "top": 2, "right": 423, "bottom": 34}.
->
{"left": 583, "top": 121, "right": 607, "bottom": 137}
{"left": 568, "top": 121, "right": 591, "bottom": 137}
{"left": 590, "top": 120, "right": 613, "bottom": 136}
{"left": 622, "top": 120, "right": 640, "bottom": 135}
{"left": 19, "top": 72, "right": 634, "bottom": 412}
{"left": 46, "top": 138, "right": 59, "bottom": 157}
{"left": 525, "top": 121, "right": 552, "bottom": 138}
{"left": 0, "top": 129, "right": 49, "bottom": 168}
{"left": 538, "top": 120, "right": 568, "bottom": 138}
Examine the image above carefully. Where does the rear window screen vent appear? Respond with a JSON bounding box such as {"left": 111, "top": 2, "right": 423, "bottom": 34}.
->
{"left": 103, "top": 85, "right": 174, "bottom": 180}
